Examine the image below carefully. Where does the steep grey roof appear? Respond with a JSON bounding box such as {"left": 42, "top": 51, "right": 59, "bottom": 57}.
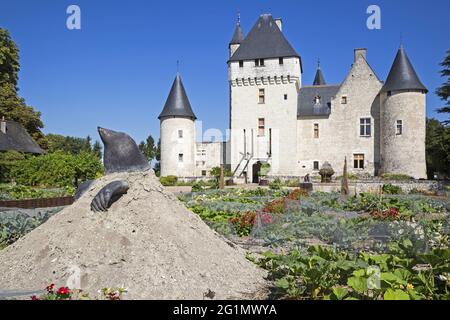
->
{"left": 382, "top": 46, "right": 427, "bottom": 93}
{"left": 230, "top": 22, "right": 244, "bottom": 45}
{"left": 229, "top": 14, "right": 300, "bottom": 62}
{"left": 297, "top": 85, "right": 340, "bottom": 117}
{"left": 313, "top": 68, "right": 326, "bottom": 86}
{"left": 158, "top": 74, "right": 197, "bottom": 120}
{"left": 0, "top": 120, "right": 44, "bottom": 154}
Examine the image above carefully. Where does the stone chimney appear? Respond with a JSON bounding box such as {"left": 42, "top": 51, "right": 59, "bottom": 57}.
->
{"left": 354, "top": 48, "right": 367, "bottom": 62}
{"left": 0, "top": 117, "right": 6, "bottom": 134}
{"left": 275, "top": 18, "right": 282, "bottom": 31}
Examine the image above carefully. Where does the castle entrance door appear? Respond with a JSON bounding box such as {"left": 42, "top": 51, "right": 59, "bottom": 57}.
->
{"left": 252, "top": 161, "right": 262, "bottom": 184}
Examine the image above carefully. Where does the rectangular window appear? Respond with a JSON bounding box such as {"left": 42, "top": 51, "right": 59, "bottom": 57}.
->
{"left": 258, "top": 118, "right": 265, "bottom": 136}
{"left": 202, "top": 170, "right": 207, "bottom": 176}
{"left": 284, "top": 94, "right": 288, "bottom": 100}
{"left": 258, "top": 88, "right": 265, "bottom": 104}
{"left": 354, "top": 154, "right": 364, "bottom": 169}
{"left": 396, "top": 120, "right": 403, "bottom": 135}
{"left": 313, "top": 161, "right": 319, "bottom": 170}
{"left": 178, "top": 153, "right": 184, "bottom": 162}
{"left": 279, "top": 57, "right": 284, "bottom": 65}
{"left": 360, "top": 118, "right": 371, "bottom": 137}
{"left": 314, "top": 123, "right": 319, "bottom": 139}
{"left": 178, "top": 130, "right": 183, "bottom": 138}
{"left": 341, "top": 96, "right": 347, "bottom": 104}
{"left": 239, "top": 60, "right": 244, "bottom": 68}
{"left": 255, "top": 58, "right": 265, "bottom": 67}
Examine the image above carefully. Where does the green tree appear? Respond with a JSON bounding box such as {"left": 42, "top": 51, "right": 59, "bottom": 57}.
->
{"left": 153, "top": 138, "right": 161, "bottom": 176}
{"left": 436, "top": 50, "right": 450, "bottom": 124}
{"left": 0, "top": 28, "right": 46, "bottom": 148}
{"left": 92, "top": 140, "right": 102, "bottom": 159}
{"left": 46, "top": 134, "right": 92, "bottom": 154}
{"left": 426, "top": 118, "right": 450, "bottom": 178}
{"left": 138, "top": 134, "right": 156, "bottom": 162}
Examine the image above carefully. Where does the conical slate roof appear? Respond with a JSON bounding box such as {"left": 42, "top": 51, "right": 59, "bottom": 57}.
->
{"left": 382, "top": 46, "right": 427, "bottom": 93}
{"left": 230, "top": 22, "right": 244, "bottom": 45}
{"left": 229, "top": 14, "right": 300, "bottom": 62}
{"left": 313, "top": 67, "right": 326, "bottom": 86}
{"left": 158, "top": 74, "right": 197, "bottom": 120}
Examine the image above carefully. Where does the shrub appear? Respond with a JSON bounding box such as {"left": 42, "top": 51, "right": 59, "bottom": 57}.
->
{"left": 159, "top": 175, "right": 178, "bottom": 186}
{"left": 382, "top": 173, "right": 413, "bottom": 181}
{"left": 263, "top": 198, "right": 286, "bottom": 214}
{"left": 229, "top": 210, "right": 256, "bottom": 237}
{"left": 370, "top": 208, "right": 401, "bottom": 220}
{"left": 269, "top": 178, "right": 282, "bottom": 190}
{"left": 0, "top": 151, "right": 26, "bottom": 183}
{"left": 286, "top": 188, "right": 309, "bottom": 200}
{"left": 11, "top": 152, "right": 103, "bottom": 188}
{"left": 382, "top": 183, "right": 402, "bottom": 195}
{"left": 209, "top": 167, "right": 232, "bottom": 178}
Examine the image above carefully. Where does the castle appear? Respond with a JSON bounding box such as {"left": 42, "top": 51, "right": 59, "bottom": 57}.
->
{"left": 158, "top": 14, "right": 428, "bottom": 182}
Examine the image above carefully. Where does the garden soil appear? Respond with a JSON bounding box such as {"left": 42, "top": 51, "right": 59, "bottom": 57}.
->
{"left": 0, "top": 170, "right": 268, "bottom": 299}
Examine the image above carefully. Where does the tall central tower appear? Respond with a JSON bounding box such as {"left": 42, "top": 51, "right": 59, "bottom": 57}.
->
{"left": 228, "top": 14, "right": 302, "bottom": 182}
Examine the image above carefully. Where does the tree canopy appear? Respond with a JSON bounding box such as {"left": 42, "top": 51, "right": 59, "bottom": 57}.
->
{"left": 0, "top": 28, "right": 46, "bottom": 148}
{"left": 138, "top": 134, "right": 156, "bottom": 162}
{"left": 436, "top": 50, "right": 450, "bottom": 124}
{"left": 426, "top": 118, "right": 450, "bottom": 178}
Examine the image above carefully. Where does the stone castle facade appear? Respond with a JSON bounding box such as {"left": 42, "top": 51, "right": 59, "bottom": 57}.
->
{"left": 159, "top": 14, "right": 428, "bottom": 182}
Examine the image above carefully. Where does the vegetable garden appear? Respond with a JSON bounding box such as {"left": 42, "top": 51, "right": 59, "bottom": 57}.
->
{"left": 178, "top": 187, "right": 450, "bottom": 300}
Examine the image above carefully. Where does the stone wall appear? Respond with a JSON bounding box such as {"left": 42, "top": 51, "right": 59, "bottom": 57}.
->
{"left": 380, "top": 90, "right": 427, "bottom": 179}
{"left": 160, "top": 117, "right": 196, "bottom": 177}
{"left": 297, "top": 51, "right": 383, "bottom": 178}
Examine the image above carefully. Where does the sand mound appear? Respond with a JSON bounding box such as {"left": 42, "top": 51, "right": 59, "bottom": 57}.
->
{"left": 0, "top": 170, "right": 267, "bottom": 299}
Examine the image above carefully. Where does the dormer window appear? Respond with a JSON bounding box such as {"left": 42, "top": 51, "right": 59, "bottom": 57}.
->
{"left": 314, "top": 96, "right": 321, "bottom": 104}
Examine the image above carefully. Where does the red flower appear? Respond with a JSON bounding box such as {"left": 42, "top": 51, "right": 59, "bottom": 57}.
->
{"left": 57, "top": 287, "right": 70, "bottom": 295}
{"left": 46, "top": 283, "right": 55, "bottom": 292}
{"left": 31, "top": 295, "right": 40, "bottom": 300}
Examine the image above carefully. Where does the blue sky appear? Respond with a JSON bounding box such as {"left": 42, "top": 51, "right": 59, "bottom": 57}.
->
{"left": 0, "top": 0, "right": 448, "bottom": 144}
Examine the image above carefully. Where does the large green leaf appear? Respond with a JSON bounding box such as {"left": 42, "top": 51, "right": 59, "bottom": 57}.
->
{"left": 384, "top": 289, "right": 410, "bottom": 300}
{"left": 331, "top": 287, "right": 348, "bottom": 300}
{"left": 347, "top": 276, "right": 368, "bottom": 293}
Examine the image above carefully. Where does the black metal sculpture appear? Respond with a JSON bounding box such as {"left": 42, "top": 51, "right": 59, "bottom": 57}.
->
{"left": 74, "top": 127, "right": 150, "bottom": 212}
{"left": 98, "top": 127, "right": 150, "bottom": 174}
{"left": 91, "top": 180, "right": 130, "bottom": 212}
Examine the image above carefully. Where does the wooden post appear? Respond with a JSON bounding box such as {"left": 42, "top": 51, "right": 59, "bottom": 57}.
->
{"left": 341, "top": 157, "right": 349, "bottom": 196}
{"left": 219, "top": 164, "right": 225, "bottom": 189}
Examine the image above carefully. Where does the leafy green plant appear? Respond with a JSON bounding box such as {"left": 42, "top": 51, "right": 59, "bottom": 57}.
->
{"left": 0, "top": 210, "right": 60, "bottom": 248}
{"left": 159, "top": 175, "right": 178, "bottom": 186}
{"left": 382, "top": 184, "right": 402, "bottom": 195}
{"left": 269, "top": 178, "right": 282, "bottom": 190}
{"left": 255, "top": 241, "right": 450, "bottom": 300}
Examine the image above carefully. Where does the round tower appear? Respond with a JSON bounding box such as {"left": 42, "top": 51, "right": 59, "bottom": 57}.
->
{"left": 380, "top": 46, "right": 428, "bottom": 179}
{"left": 159, "top": 73, "right": 197, "bottom": 178}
